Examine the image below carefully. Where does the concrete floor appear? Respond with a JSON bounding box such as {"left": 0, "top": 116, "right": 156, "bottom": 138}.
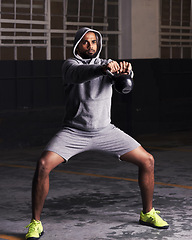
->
{"left": 0, "top": 131, "right": 192, "bottom": 240}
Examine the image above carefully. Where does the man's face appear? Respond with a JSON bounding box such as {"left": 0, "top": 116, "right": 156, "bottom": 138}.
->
{"left": 76, "top": 32, "right": 98, "bottom": 59}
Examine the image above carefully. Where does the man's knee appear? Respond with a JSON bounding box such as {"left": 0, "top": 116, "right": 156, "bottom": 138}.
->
{"left": 142, "top": 153, "right": 154, "bottom": 170}
{"left": 120, "top": 147, "right": 154, "bottom": 169}
{"left": 36, "top": 154, "right": 50, "bottom": 176}
{"left": 36, "top": 151, "right": 64, "bottom": 175}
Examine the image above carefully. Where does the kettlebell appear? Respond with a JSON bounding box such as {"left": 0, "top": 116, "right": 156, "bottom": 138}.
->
{"left": 106, "top": 70, "right": 134, "bottom": 94}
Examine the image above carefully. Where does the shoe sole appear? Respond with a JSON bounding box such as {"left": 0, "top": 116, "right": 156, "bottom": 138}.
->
{"left": 139, "top": 220, "right": 169, "bottom": 229}
{"left": 26, "top": 231, "right": 44, "bottom": 240}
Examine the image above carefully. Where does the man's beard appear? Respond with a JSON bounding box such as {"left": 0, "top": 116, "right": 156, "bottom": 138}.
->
{"left": 80, "top": 50, "right": 98, "bottom": 59}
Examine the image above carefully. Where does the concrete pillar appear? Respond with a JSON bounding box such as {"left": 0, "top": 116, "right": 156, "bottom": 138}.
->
{"left": 118, "top": 0, "right": 132, "bottom": 59}
{"left": 131, "top": 0, "right": 160, "bottom": 59}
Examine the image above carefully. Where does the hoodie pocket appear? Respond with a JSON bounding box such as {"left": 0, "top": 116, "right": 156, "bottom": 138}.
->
{"left": 73, "top": 98, "right": 111, "bottom": 129}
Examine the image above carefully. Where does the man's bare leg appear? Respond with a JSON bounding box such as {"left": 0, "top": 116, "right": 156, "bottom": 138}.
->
{"left": 120, "top": 146, "right": 154, "bottom": 213}
{"left": 32, "top": 151, "right": 65, "bottom": 220}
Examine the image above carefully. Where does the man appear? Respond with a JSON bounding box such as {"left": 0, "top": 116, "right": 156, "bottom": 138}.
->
{"left": 25, "top": 27, "right": 169, "bottom": 239}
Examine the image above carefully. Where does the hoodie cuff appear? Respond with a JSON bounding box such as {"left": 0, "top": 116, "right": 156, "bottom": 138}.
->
{"left": 94, "top": 65, "right": 106, "bottom": 76}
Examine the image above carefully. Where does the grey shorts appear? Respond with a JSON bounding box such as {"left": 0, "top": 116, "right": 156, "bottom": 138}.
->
{"left": 45, "top": 124, "right": 140, "bottom": 162}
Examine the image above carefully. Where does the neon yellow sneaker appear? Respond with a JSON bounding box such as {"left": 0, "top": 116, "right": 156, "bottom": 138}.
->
{"left": 139, "top": 208, "right": 169, "bottom": 229}
{"left": 25, "top": 219, "right": 44, "bottom": 239}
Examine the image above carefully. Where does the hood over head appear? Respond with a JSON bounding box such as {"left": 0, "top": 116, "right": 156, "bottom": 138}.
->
{"left": 73, "top": 27, "right": 102, "bottom": 60}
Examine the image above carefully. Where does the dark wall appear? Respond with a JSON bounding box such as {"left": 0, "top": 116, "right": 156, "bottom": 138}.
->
{"left": 0, "top": 61, "right": 64, "bottom": 109}
{"left": 129, "top": 59, "right": 192, "bottom": 135}
{"left": 0, "top": 59, "right": 192, "bottom": 148}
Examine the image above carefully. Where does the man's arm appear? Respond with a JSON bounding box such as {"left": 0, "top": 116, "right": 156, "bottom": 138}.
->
{"left": 62, "top": 59, "right": 105, "bottom": 84}
{"left": 62, "top": 59, "right": 133, "bottom": 85}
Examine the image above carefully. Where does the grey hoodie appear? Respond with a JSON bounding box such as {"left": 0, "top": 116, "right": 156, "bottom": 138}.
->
{"left": 62, "top": 27, "right": 112, "bottom": 131}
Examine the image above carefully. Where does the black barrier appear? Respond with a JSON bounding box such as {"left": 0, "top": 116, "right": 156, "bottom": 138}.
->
{"left": 0, "top": 60, "right": 64, "bottom": 109}
{"left": 0, "top": 59, "right": 192, "bottom": 148}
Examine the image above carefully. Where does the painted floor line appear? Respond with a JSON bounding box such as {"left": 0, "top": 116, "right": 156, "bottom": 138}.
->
{"left": 54, "top": 169, "right": 192, "bottom": 189}
{"left": 0, "top": 235, "right": 24, "bottom": 240}
{"left": 1, "top": 163, "right": 192, "bottom": 190}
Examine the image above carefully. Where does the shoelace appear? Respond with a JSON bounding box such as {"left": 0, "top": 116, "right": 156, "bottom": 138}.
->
{"left": 146, "top": 210, "right": 161, "bottom": 222}
{"left": 151, "top": 210, "right": 162, "bottom": 223}
{"left": 155, "top": 210, "right": 160, "bottom": 214}
{"left": 25, "top": 222, "right": 38, "bottom": 232}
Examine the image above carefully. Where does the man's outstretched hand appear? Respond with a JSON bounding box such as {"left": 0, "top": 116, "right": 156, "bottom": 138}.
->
{"left": 102, "top": 61, "right": 132, "bottom": 75}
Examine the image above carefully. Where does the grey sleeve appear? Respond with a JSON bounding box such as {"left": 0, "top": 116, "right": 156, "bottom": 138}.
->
{"left": 62, "top": 59, "right": 105, "bottom": 84}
